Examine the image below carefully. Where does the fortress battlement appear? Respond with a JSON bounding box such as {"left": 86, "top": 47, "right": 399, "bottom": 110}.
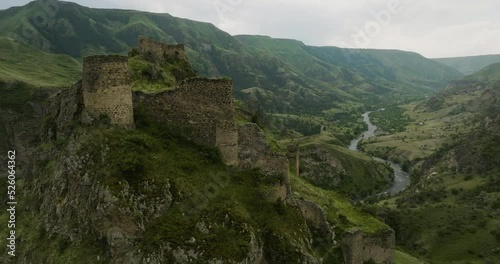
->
{"left": 83, "top": 55, "right": 129, "bottom": 64}
{"left": 137, "top": 36, "right": 187, "bottom": 63}
{"left": 80, "top": 38, "right": 235, "bottom": 164}
{"left": 176, "top": 77, "right": 233, "bottom": 106}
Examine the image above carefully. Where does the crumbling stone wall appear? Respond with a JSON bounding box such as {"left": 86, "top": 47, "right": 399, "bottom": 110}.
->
{"left": 134, "top": 77, "right": 238, "bottom": 165}
{"left": 237, "top": 123, "right": 292, "bottom": 201}
{"left": 342, "top": 228, "right": 395, "bottom": 264}
{"left": 287, "top": 143, "right": 300, "bottom": 177}
{"left": 82, "top": 55, "right": 134, "bottom": 126}
{"left": 296, "top": 199, "right": 333, "bottom": 236}
{"left": 137, "top": 36, "right": 187, "bottom": 63}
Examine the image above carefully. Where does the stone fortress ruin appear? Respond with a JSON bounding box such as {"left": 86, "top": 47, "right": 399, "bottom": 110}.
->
{"left": 81, "top": 37, "right": 239, "bottom": 165}
{"left": 136, "top": 36, "right": 187, "bottom": 62}
{"left": 82, "top": 55, "right": 134, "bottom": 127}
{"left": 70, "top": 36, "right": 395, "bottom": 264}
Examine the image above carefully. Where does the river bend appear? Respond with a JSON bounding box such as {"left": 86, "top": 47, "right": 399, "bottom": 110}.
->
{"left": 348, "top": 111, "right": 410, "bottom": 195}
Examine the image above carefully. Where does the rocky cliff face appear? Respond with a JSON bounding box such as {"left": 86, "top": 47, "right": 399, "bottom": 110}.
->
{"left": 0, "top": 83, "right": 52, "bottom": 179}
{"left": 0, "top": 83, "right": 328, "bottom": 263}
{"left": 300, "top": 145, "right": 346, "bottom": 188}
{"left": 0, "top": 83, "right": 397, "bottom": 263}
{"left": 24, "top": 131, "right": 174, "bottom": 263}
{"left": 298, "top": 144, "right": 392, "bottom": 198}
{"left": 0, "top": 39, "right": 397, "bottom": 263}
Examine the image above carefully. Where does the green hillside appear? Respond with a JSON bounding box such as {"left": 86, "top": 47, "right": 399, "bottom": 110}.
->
{"left": 0, "top": 1, "right": 462, "bottom": 109}
{"left": 0, "top": 37, "right": 81, "bottom": 86}
{"left": 3, "top": 1, "right": 490, "bottom": 263}
{"left": 0, "top": 28, "right": 395, "bottom": 262}
{"left": 307, "top": 46, "right": 463, "bottom": 91}
{"left": 362, "top": 64, "right": 500, "bottom": 264}
{"left": 434, "top": 54, "right": 500, "bottom": 75}
{"left": 0, "top": 1, "right": 465, "bottom": 153}
{"left": 237, "top": 35, "right": 463, "bottom": 100}
{"left": 466, "top": 62, "right": 500, "bottom": 82}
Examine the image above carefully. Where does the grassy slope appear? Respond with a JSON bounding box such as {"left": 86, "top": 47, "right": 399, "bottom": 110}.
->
{"left": 291, "top": 170, "right": 388, "bottom": 235}
{"left": 0, "top": 37, "right": 81, "bottom": 86}
{"left": 0, "top": 80, "right": 48, "bottom": 113}
{"left": 300, "top": 142, "right": 393, "bottom": 198}
{"left": 396, "top": 250, "right": 426, "bottom": 264}
{"left": 277, "top": 127, "right": 394, "bottom": 198}
{"left": 363, "top": 63, "right": 500, "bottom": 163}
{"left": 0, "top": 122, "right": 311, "bottom": 262}
{"left": 0, "top": 2, "right": 462, "bottom": 105}
{"left": 0, "top": 117, "right": 390, "bottom": 262}
{"left": 434, "top": 54, "right": 500, "bottom": 75}
{"left": 366, "top": 72, "right": 500, "bottom": 263}
{"left": 308, "top": 47, "right": 463, "bottom": 91}
{"left": 361, "top": 93, "right": 477, "bottom": 163}
{"left": 236, "top": 35, "right": 463, "bottom": 102}
{"left": 465, "top": 62, "right": 500, "bottom": 82}
{"left": 0, "top": 1, "right": 465, "bottom": 147}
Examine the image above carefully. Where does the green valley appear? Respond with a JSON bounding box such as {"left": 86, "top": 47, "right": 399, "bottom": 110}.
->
{"left": 362, "top": 63, "right": 500, "bottom": 264}
{"left": 0, "top": 1, "right": 498, "bottom": 264}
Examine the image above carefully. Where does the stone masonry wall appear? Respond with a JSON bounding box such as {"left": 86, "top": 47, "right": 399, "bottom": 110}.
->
{"left": 137, "top": 36, "right": 187, "bottom": 63}
{"left": 287, "top": 143, "right": 300, "bottom": 178}
{"left": 342, "top": 228, "right": 395, "bottom": 264}
{"left": 134, "top": 77, "right": 238, "bottom": 165}
{"left": 82, "top": 55, "right": 134, "bottom": 126}
{"left": 237, "top": 123, "right": 292, "bottom": 201}
{"left": 295, "top": 199, "right": 333, "bottom": 236}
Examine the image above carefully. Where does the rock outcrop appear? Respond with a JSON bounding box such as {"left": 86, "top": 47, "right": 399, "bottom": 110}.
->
{"left": 299, "top": 145, "right": 346, "bottom": 187}
{"left": 237, "top": 123, "right": 292, "bottom": 202}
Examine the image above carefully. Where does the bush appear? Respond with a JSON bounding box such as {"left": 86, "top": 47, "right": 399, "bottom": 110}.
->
{"left": 274, "top": 198, "right": 286, "bottom": 215}
{"left": 108, "top": 131, "right": 157, "bottom": 179}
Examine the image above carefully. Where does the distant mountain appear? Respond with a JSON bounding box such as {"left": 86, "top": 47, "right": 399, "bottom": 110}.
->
{"left": 420, "top": 60, "right": 500, "bottom": 174}
{"left": 422, "top": 61, "right": 500, "bottom": 113}
{"left": 465, "top": 62, "right": 500, "bottom": 82}
{"left": 434, "top": 54, "right": 500, "bottom": 75}
{"left": 0, "top": 37, "right": 80, "bottom": 86}
{"left": 237, "top": 35, "right": 463, "bottom": 95}
{"left": 0, "top": 1, "right": 462, "bottom": 110}
{"left": 0, "top": 0, "right": 465, "bottom": 149}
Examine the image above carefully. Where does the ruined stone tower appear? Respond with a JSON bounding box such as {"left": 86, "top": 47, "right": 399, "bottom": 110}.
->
{"left": 342, "top": 229, "right": 395, "bottom": 264}
{"left": 137, "top": 36, "right": 187, "bottom": 63}
{"left": 82, "top": 55, "right": 134, "bottom": 126}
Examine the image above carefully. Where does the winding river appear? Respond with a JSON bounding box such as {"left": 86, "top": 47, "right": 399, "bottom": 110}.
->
{"left": 348, "top": 111, "right": 411, "bottom": 195}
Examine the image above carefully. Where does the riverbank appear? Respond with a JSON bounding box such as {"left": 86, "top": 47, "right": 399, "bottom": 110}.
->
{"left": 349, "top": 111, "right": 410, "bottom": 195}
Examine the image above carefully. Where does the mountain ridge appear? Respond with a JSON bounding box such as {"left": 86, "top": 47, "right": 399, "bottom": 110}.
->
{"left": 434, "top": 54, "right": 500, "bottom": 75}
{"left": 0, "top": 0, "right": 465, "bottom": 151}
{"left": 0, "top": 1, "right": 462, "bottom": 96}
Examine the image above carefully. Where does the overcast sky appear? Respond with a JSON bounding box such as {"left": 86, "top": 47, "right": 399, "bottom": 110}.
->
{"left": 2, "top": 0, "right": 499, "bottom": 58}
